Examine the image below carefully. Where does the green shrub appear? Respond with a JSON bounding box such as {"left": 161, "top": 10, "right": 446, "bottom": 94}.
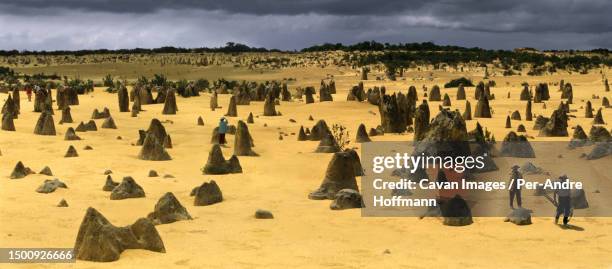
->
{"left": 444, "top": 77, "right": 474, "bottom": 88}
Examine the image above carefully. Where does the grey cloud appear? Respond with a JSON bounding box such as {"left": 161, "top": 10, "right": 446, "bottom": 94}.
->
{"left": 0, "top": 1, "right": 610, "bottom": 51}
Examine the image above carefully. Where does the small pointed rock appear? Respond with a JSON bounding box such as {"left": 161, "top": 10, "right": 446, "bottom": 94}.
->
{"left": 39, "top": 166, "right": 53, "bottom": 176}
{"left": 57, "top": 199, "right": 69, "bottom": 207}
{"left": 65, "top": 145, "right": 79, "bottom": 157}
{"left": 103, "top": 175, "right": 119, "bottom": 191}
{"left": 101, "top": 117, "right": 117, "bottom": 129}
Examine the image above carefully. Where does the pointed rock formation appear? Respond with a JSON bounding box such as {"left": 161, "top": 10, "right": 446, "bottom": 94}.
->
{"left": 1, "top": 113, "right": 15, "bottom": 131}
{"left": 456, "top": 84, "right": 466, "bottom": 100}
{"left": 162, "top": 90, "right": 178, "bottom": 115}
{"left": 234, "top": 120, "right": 257, "bottom": 156}
{"left": 315, "top": 132, "right": 340, "bottom": 153}
{"left": 39, "top": 166, "right": 53, "bottom": 176}
{"left": 10, "top": 161, "right": 34, "bottom": 179}
{"left": 593, "top": 108, "right": 605, "bottom": 124}
{"left": 538, "top": 108, "right": 568, "bottom": 137}
{"left": 2, "top": 94, "right": 18, "bottom": 119}
{"left": 73, "top": 207, "right": 165, "bottom": 262}
{"left": 65, "top": 145, "right": 79, "bottom": 157}
{"left": 209, "top": 92, "right": 219, "bottom": 111}
{"left": 517, "top": 124, "right": 526, "bottom": 132}
{"left": 110, "top": 176, "right": 145, "bottom": 200}
{"left": 34, "top": 112, "right": 56, "bottom": 135}
{"left": 201, "top": 144, "right": 242, "bottom": 174}
{"left": 309, "top": 120, "right": 332, "bottom": 141}
{"left": 192, "top": 180, "right": 223, "bottom": 206}
{"left": 197, "top": 116, "right": 204, "bottom": 126}
{"left": 75, "top": 122, "right": 87, "bottom": 132}
{"left": 428, "top": 85, "right": 441, "bottom": 101}
{"left": 246, "top": 112, "right": 254, "bottom": 124}
{"left": 225, "top": 96, "right": 238, "bottom": 117}
{"left": 525, "top": 100, "right": 533, "bottom": 121}
{"left": 379, "top": 93, "right": 407, "bottom": 133}
{"left": 511, "top": 110, "right": 521, "bottom": 120}
{"left": 589, "top": 126, "right": 611, "bottom": 142}
{"left": 57, "top": 199, "right": 69, "bottom": 207}
{"left": 520, "top": 84, "right": 531, "bottom": 100}
{"left": 263, "top": 93, "right": 278, "bottom": 116}
{"left": 414, "top": 100, "right": 431, "bottom": 141}
{"left": 118, "top": 86, "right": 130, "bottom": 112}
{"left": 132, "top": 96, "right": 142, "bottom": 114}
{"left": 103, "top": 175, "right": 119, "bottom": 191}
{"left": 500, "top": 131, "right": 535, "bottom": 158}
{"left": 304, "top": 86, "right": 315, "bottom": 104}
{"left": 147, "top": 192, "right": 192, "bottom": 225}
{"left": 59, "top": 107, "right": 73, "bottom": 124}
{"left": 462, "top": 100, "right": 472, "bottom": 120}
{"left": 603, "top": 97, "right": 610, "bottom": 108}
{"left": 505, "top": 116, "right": 512, "bottom": 128}
{"left": 101, "top": 117, "right": 117, "bottom": 129}
{"left": 355, "top": 123, "right": 371, "bottom": 143}
{"left": 138, "top": 134, "right": 172, "bottom": 161}
{"left": 85, "top": 120, "right": 97, "bottom": 131}
{"left": 297, "top": 126, "right": 308, "bottom": 141}
{"left": 442, "top": 93, "right": 451, "bottom": 106}
{"left": 309, "top": 151, "right": 359, "bottom": 200}
{"left": 474, "top": 95, "right": 492, "bottom": 118}
{"left": 585, "top": 101, "right": 594, "bottom": 118}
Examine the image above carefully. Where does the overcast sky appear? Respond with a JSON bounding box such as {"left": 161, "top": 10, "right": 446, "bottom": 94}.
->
{"left": 1, "top": 0, "right": 611, "bottom": 51}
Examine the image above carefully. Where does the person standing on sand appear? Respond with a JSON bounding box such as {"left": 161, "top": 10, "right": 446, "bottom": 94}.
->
{"left": 554, "top": 175, "right": 572, "bottom": 226}
{"left": 508, "top": 165, "right": 523, "bottom": 208}
{"left": 25, "top": 85, "right": 32, "bottom": 102}
{"left": 218, "top": 117, "right": 228, "bottom": 145}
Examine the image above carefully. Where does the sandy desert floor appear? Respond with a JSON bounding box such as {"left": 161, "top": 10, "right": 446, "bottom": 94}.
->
{"left": 1, "top": 65, "right": 612, "bottom": 268}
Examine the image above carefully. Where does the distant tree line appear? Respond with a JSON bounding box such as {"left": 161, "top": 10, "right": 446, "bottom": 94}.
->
{"left": 0, "top": 42, "right": 280, "bottom": 56}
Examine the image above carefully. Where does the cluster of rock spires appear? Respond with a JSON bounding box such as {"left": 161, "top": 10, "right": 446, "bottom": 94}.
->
{"left": 91, "top": 107, "right": 111, "bottom": 119}
{"left": 201, "top": 144, "right": 242, "bottom": 174}
{"left": 138, "top": 119, "right": 172, "bottom": 161}
{"left": 74, "top": 207, "right": 165, "bottom": 262}
{"left": 347, "top": 82, "right": 366, "bottom": 102}
{"left": 537, "top": 107, "right": 569, "bottom": 137}
{"left": 378, "top": 87, "right": 417, "bottom": 133}
{"left": 75, "top": 120, "right": 98, "bottom": 132}
{"left": 319, "top": 80, "right": 334, "bottom": 102}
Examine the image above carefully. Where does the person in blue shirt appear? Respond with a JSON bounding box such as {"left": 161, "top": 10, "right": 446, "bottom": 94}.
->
{"left": 218, "top": 117, "right": 228, "bottom": 145}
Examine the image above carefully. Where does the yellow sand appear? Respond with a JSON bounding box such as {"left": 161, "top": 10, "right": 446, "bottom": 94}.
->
{"left": 1, "top": 65, "right": 611, "bottom": 268}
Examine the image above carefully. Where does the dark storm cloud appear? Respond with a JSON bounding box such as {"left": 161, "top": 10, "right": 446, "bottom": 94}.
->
{"left": 0, "top": 0, "right": 610, "bottom": 50}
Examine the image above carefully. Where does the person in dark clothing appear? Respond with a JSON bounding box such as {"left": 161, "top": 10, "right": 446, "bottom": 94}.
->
{"left": 218, "top": 117, "right": 228, "bottom": 145}
{"left": 508, "top": 165, "right": 523, "bottom": 208}
{"left": 25, "top": 85, "right": 32, "bottom": 102}
{"left": 554, "top": 175, "right": 572, "bottom": 226}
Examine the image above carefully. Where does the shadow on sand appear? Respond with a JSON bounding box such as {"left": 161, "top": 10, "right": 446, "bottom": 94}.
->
{"left": 557, "top": 224, "right": 585, "bottom": 231}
